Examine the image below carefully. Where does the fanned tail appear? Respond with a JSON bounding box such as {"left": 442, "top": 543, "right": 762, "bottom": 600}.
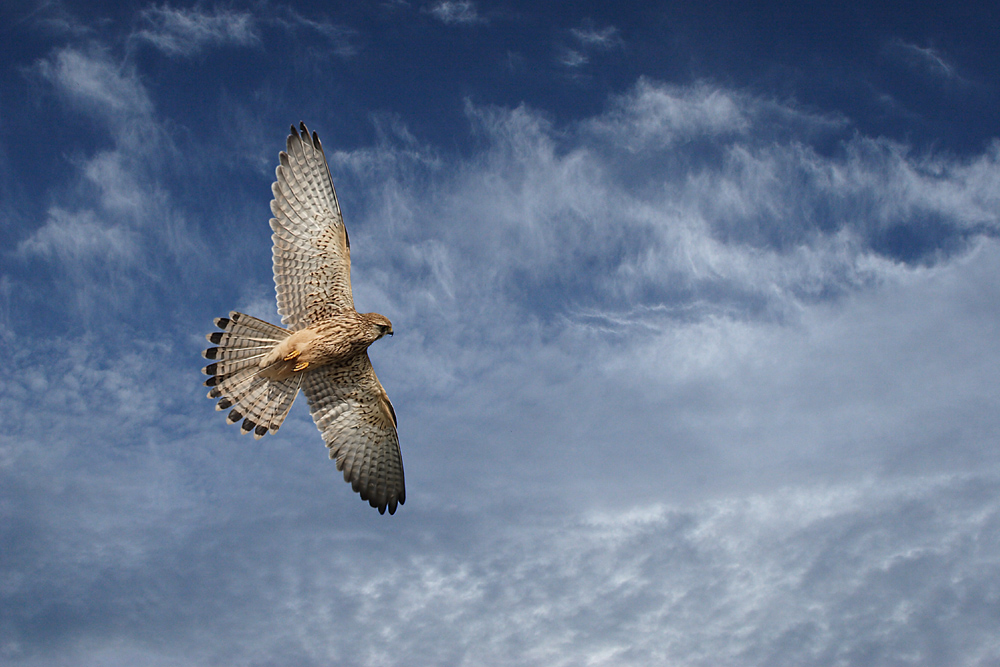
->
{"left": 202, "top": 311, "right": 301, "bottom": 439}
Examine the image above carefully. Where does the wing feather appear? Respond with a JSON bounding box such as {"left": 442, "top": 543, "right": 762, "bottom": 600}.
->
{"left": 301, "top": 353, "right": 405, "bottom": 515}
{"left": 270, "top": 122, "right": 354, "bottom": 331}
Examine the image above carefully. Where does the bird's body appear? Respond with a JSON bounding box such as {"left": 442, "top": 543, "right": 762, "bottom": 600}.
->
{"left": 202, "top": 123, "right": 404, "bottom": 515}
{"left": 257, "top": 311, "right": 392, "bottom": 381}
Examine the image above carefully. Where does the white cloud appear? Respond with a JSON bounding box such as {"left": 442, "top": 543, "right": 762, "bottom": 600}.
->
{"left": 3, "top": 376, "right": 998, "bottom": 667}
{"left": 8, "top": 28, "right": 1000, "bottom": 663}
{"left": 586, "top": 78, "right": 751, "bottom": 147}
{"left": 268, "top": 5, "right": 359, "bottom": 58}
{"left": 426, "top": 0, "right": 484, "bottom": 25}
{"left": 129, "top": 5, "right": 357, "bottom": 60}
{"left": 24, "top": 45, "right": 202, "bottom": 324}
{"left": 34, "top": 46, "right": 152, "bottom": 122}
{"left": 81, "top": 150, "right": 149, "bottom": 216}
{"left": 557, "top": 47, "right": 588, "bottom": 68}
{"left": 558, "top": 21, "right": 622, "bottom": 69}
{"left": 469, "top": 84, "right": 995, "bottom": 305}
{"left": 132, "top": 5, "right": 259, "bottom": 57}
{"left": 279, "top": 82, "right": 1000, "bottom": 415}
{"left": 13, "top": 207, "right": 151, "bottom": 319}
{"left": 885, "top": 39, "right": 965, "bottom": 84}
{"left": 307, "top": 82, "right": 1000, "bottom": 511}
{"left": 17, "top": 207, "right": 138, "bottom": 264}
{"left": 570, "top": 23, "right": 622, "bottom": 50}
{"left": 29, "top": 2, "right": 95, "bottom": 38}
{"left": 279, "top": 88, "right": 1000, "bottom": 539}
{"left": 587, "top": 78, "right": 855, "bottom": 152}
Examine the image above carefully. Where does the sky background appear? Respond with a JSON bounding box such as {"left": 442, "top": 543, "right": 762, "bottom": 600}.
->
{"left": 2, "top": 1, "right": 1000, "bottom": 665}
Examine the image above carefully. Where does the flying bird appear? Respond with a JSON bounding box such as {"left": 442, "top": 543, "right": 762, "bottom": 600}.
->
{"left": 202, "top": 123, "right": 404, "bottom": 515}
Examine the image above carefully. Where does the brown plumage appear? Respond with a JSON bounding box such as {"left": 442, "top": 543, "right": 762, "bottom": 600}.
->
{"left": 202, "top": 123, "right": 404, "bottom": 515}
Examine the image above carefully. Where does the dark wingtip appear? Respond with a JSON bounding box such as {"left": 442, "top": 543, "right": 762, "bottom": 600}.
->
{"left": 254, "top": 424, "right": 268, "bottom": 437}
{"left": 202, "top": 363, "right": 218, "bottom": 376}
{"left": 217, "top": 397, "right": 233, "bottom": 410}
{"left": 203, "top": 347, "right": 219, "bottom": 360}
{"left": 214, "top": 317, "right": 230, "bottom": 329}
{"left": 227, "top": 408, "right": 243, "bottom": 424}
{"left": 204, "top": 376, "right": 219, "bottom": 387}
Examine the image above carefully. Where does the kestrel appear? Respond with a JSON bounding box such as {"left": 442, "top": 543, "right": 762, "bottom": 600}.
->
{"left": 202, "top": 123, "right": 404, "bottom": 515}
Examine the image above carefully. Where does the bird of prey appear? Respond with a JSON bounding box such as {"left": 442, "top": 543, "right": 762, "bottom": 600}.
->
{"left": 202, "top": 123, "right": 404, "bottom": 515}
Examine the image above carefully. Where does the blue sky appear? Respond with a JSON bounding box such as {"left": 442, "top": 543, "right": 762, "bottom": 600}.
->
{"left": 3, "top": 1, "right": 1000, "bottom": 665}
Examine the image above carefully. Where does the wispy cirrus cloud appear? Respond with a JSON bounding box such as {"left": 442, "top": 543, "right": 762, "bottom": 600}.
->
{"left": 557, "top": 46, "right": 589, "bottom": 68}
{"left": 5, "top": 6, "right": 1000, "bottom": 660}
{"left": 306, "top": 83, "right": 1000, "bottom": 521}
{"left": 27, "top": 1, "right": 96, "bottom": 38}
{"left": 130, "top": 5, "right": 357, "bottom": 59}
{"left": 559, "top": 20, "right": 622, "bottom": 69}
{"left": 34, "top": 45, "right": 152, "bottom": 123}
{"left": 333, "top": 80, "right": 1000, "bottom": 353}
{"left": 20, "top": 43, "right": 199, "bottom": 324}
{"left": 426, "top": 0, "right": 485, "bottom": 25}
{"left": 585, "top": 78, "right": 751, "bottom": 144}
{"left": 268, "top": 5, "right": 358, "bottom": 58}
{"left": 883, "top": 39, "right": 971, "bottom": 87}
{"left": 3, "top": 360, "right": 998, "bottom": 667}
{"left": 17, "top": 207, "right": 138, "bottom": 264}
{"left": 131, "top": 5, "right": 259, "bottom": 57}
{"left": 570, "top": 22, "right": 623, "bottom": 50}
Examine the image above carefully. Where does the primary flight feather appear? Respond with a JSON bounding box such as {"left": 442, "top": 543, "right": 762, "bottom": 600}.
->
{"left": 202, "top": 122, "right": 405, "bottom": 515}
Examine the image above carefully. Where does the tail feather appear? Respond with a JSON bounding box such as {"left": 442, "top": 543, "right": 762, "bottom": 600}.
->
{"left": 213, "top": 313, "right": 289, "bottom": 338}
{"left": 202, "top": 352, "right": 268, "bottom": 379}
{"left": 203, "top": 344, "right": 271, "bottom": 362}
{"left": 202, "top": 311, "right": 301, "bottom": 438}
{"left": 213, "top": 366, "right": 266, "bottom": 412}
{"left": 205, "top": 313, "right": 288, "bottom": 347}
{"left": 239, "top": 377, "right": 282, "bottom": 435}
{"left": 256, "top": 380, "right": 300, "bottom": 436}
{"left": 205, "top": 331, "right": 279, "bottom": 349}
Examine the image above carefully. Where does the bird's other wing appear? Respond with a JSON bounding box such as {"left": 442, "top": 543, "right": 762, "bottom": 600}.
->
{"left": 301, "top": 353, "right": 405, "bottom": 515}
{"left": 270, "top": 122, "right": 354, "bottom": 331}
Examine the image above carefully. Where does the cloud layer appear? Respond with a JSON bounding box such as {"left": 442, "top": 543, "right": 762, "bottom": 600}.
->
{"left": 133, "top": 6, "right": 259, "bottom": 57}
{"left": 3, "top": 4, "right": 1000, "bottom": 665}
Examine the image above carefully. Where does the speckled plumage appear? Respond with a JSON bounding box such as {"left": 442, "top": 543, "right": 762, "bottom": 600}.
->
{"left": 202, "top": 123, "right": 404, "bottom": 515}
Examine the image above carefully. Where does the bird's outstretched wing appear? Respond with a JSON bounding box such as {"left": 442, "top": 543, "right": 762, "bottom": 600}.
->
{"left": 270, "top": 122, "right": 354, "bottom": 331}
{"left": 301, "top": 353, "right": 405, "bottom": 515}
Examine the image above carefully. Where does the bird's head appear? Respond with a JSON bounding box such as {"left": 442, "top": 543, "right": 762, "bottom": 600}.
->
{"left": 364, "top": 313, "right": 394, "bottom": 341}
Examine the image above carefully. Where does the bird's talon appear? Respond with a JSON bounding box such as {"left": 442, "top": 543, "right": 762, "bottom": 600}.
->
{"left": 283, "top": 349, "right": 301, "bottom": 361}
{"left": 293, "top": 361, "right": 309, "bottom": 372}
